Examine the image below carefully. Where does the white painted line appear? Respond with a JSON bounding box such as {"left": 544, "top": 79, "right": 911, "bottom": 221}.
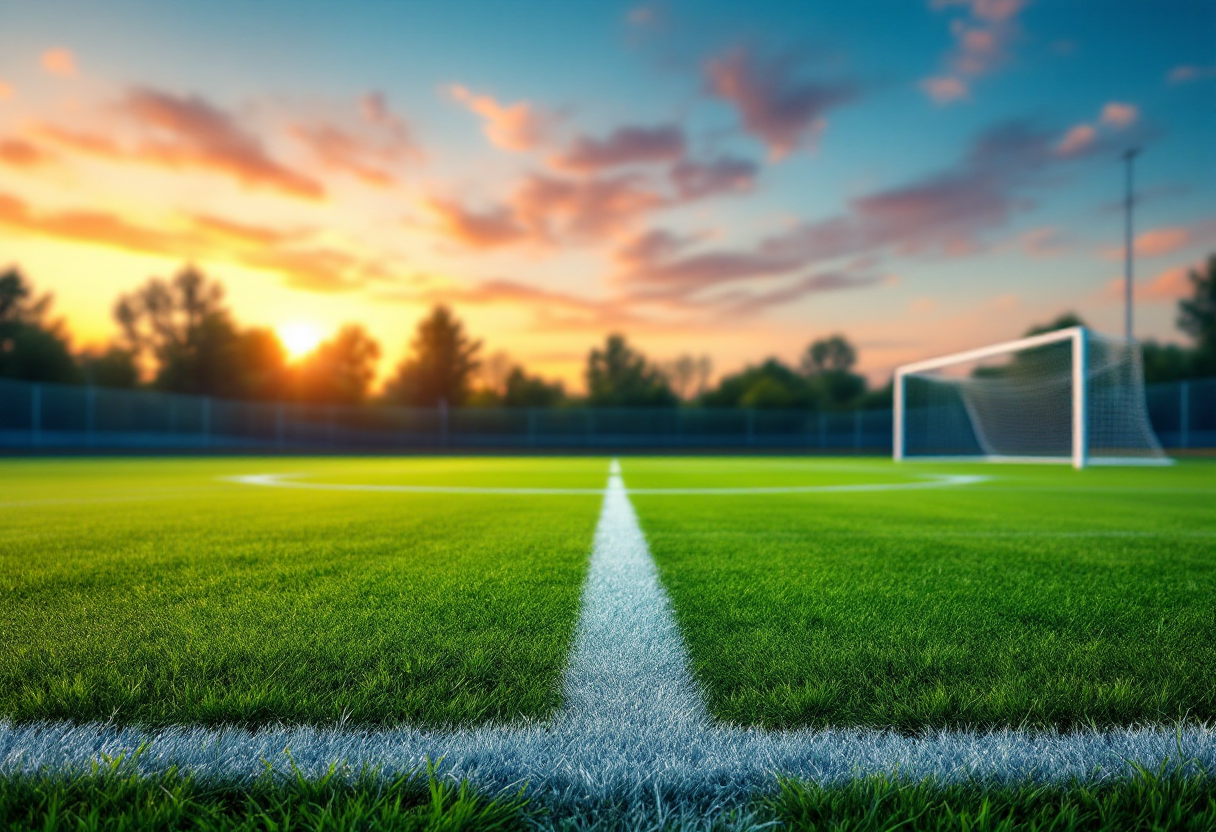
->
{"left": 3, "top": 458, "right": 1213, "bottom": 819}
{"left": 555, "top": 465, "right": 709, "bottom": 736}
{"left": 224, "top": 471, "right": 989, "bottom": 496}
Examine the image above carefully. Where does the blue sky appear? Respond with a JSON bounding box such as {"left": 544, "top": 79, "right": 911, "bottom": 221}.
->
{"left": 0, "top": 0, "right": 1212, "bottom": 385}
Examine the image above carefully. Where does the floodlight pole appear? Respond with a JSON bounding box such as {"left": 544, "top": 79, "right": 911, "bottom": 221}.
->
{"left": 1122, "top": 148, "right": 1140, "bottom": 343}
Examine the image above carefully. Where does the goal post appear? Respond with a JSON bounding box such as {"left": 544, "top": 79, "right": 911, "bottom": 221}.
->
{"left": 893, "top": 327, "right": 1170, "bottom": 469}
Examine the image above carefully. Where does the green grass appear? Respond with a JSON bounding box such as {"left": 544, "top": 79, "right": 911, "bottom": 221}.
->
{"left": 0, "top": 757, "right": 530, "bottom": 831}
{"left": 0, "top": 457, "right": 606, "bottom": 727}
{"left": 767, "top": 769, "right": 1216, "bottom": 831}
{"left": 626, "top": 457, "right": 1216, "bottom": 731}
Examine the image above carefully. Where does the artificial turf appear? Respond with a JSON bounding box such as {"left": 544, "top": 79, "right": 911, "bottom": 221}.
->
{"left": 0, "top": 458, "right": 605, "bottom": 728}
{"left": 626, "top": 457, "right": 1216, "bottom": 732}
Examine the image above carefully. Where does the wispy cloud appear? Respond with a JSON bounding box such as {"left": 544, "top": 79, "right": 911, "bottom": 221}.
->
{"left": 705, "top": 46, "right": 858, "bottom": 159}
{"left": 618, "top": 119, "right": 1062, "bottom": 297}
{"left": 448, "top": 85, "right": 556, "bottom": 151}
{"left": 0, "top": 190, "right": 390, "bottom": 292}
{"left": 290, "top": 94, "right": 421, "bottom": 187}
{"left": 921, "top": 0, "right": 1029, "bottom": 104}
{"left": 36, "top": 88, "right": 326, "bottom": 198}
{"left": 551, "top": 124, "right": 685, "bottom": 172}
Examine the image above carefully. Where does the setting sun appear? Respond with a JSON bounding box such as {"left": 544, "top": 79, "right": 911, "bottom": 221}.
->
{"left": 277, "top": 322, "right": 324, "bottom": 359}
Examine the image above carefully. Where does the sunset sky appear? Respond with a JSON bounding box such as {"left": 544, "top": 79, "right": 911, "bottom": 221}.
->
{"left": 0, "top": 0, "right": 1212, "bottom": 389}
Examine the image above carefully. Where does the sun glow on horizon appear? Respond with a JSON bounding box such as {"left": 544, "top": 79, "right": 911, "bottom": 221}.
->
{"left": 277, "top": 322, "right": 325, "bottom": 359}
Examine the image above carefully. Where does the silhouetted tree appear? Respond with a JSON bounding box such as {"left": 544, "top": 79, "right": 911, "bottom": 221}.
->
{"left": 1178, "top": 254, "right": 1216, "bottom": 375}
{"left": 0, "top": 268, "right": 80, "bottom": 383}
{"left": 700, "top": 359, "right": 815, "bottom": 409}
{"left": 295, "top": 324, "right": 381, "bottom": 405}
{"left": 801, "top": 334, "right": 865, "bottom": 408}
{"left": 385, "top": 306, "right": 482, "bottom": 406}
{"left": 503, "top": 367, "right": 565, "bottom": 407}
{"left": 114, "top": 266, "right": 239, "bottom": 395}
{"left": 585, "top": 334, "right": 676, "bottom": 407}
{"left": 78, "top": 346, "right": 139, "bottom": 388}
{"left": 115, "top": 266, "right": 293, "bottom": 398}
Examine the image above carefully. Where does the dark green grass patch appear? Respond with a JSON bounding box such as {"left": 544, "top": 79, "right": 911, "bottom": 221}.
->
{"left": 0, "top": 756, "right": 530, "bottom": 832}
{"left": 627, "top": 458, "right": 1216, "bottom": 731}
{"left": 767, "top": 769, "right": 1216, "bottom": 832}
{"left": 0, "top": 458, "right": 605, "bottom": 728}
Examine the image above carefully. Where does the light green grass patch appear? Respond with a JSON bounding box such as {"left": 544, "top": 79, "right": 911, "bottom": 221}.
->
{"left": 626, "top": 457, "right": 1216, "bottom": 731}
{"left": 0, "top": 457, "right": 604, "bottom": 728}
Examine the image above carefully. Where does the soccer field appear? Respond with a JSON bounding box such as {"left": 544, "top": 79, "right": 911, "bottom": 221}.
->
{"left": 2, "top": 455, "right": 1214, "bottom": 828}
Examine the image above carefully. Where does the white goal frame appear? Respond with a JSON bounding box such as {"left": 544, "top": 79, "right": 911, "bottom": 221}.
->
{"left": 894, "top": 326, "right": 1165, "bottom": 470}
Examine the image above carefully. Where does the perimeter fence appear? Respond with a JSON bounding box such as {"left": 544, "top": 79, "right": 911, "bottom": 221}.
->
{"left": 1, "top": 376, "right": 1212, "bottom": 453}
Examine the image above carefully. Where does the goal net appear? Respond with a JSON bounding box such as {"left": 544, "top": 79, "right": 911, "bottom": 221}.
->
{"left": 894, "top": 327, "right": 1169, "bottom": 468}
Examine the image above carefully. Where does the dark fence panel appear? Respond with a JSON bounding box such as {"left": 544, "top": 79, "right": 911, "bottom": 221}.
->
{"left": 1, "top": 376, "right": 1211, "bottom": 452}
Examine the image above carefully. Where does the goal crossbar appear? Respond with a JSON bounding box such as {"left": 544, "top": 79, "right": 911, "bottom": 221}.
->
{"left": 895, "top": 326, "right": 1084, "bottom": 377}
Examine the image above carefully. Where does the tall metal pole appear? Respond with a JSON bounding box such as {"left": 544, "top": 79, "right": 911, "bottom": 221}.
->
{"left": 1122, "top": 148, "right": 1140, "bottom": 342}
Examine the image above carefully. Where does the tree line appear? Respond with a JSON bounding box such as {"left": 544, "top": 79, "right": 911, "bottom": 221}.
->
{"left": 2, "top": 255, "right": 1214, "bottom": 409}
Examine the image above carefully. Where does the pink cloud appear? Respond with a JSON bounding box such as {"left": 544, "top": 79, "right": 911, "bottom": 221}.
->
{"left": 1135, "top": 227, "right": 1190, "bottom": 257}
{"left": 1100, "top": 102, "right": 1138, "bottom": 129}
{"left": 551, "top": 124, "right": 685, "bottom": 172}
{"left": 705, "top": 47, "right": 857, "bottom": 159}
{"left": 1168, "top": 65, "right": 1216, "bottom": 84}
{"left": 1104, "top": 263, "right": 1197, "bottom": 303}
{"left": 427, "top": 198, "right": 527, "bottom": 250}
{"left": 922, "top": 0, "right": 1027, "bottom": 101}
{"left": 619, "top": 120, "right": 1058, "bottom": 293}
{"left": 1055, "top": 124, "right": 1095, "bottom": 157}
{"left": 290, "top": 96, "right": 420, "bottom": 187}
{"left": 920, "top": 75, "right": 969, "bottom": 104}
{"left": 41, "top": 48, "right": 76, "bottom": 77}
{"left": 101, "top": 87, "right": 325, "bottom": 198}
{"left": 448, "top": 85, "right": 554, "bottom": 151}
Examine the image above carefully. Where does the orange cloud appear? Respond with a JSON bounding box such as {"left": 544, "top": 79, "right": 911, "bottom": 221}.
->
{"left": 1103, "top": 263, "right": 1197, "bottom": 303}
{"left": 0, "top": 190, "right": 387, "bottom": 292}
{"left": 920, "top": 75, "right": 969, "bottom": 104}
{"left": 37, "top": 89, "right": 324, "bottom": 199}
{"left": 448, "top": 85, "right": 554, "bottom": 151}
{"left": 119, "top": 87, "right": 324, "bottom": 198}
{"left": 41, "top": 48, "right": 77, "bottom": 77}
{"left": 0, "top": 138, "right": 50, "bottom": 167}
{"left": 427, "top": 198, "right": 527, "bottom": 249}
{"left": 0, "top": 80, "right": 13, "bottom": 100}
{"left": 1100, "top": 102, "right": 1138, "bottom": 129}
{"left": 1135, "top": 227, "right": 1190, "bottom": 257}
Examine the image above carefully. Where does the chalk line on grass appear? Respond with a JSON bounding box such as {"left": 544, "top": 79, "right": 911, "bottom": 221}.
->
{"left": 3, "top": 459, "right": 1215, "bottom": 816}
{"left": 225, "top": 470, "right": 988, "bottom": 495}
